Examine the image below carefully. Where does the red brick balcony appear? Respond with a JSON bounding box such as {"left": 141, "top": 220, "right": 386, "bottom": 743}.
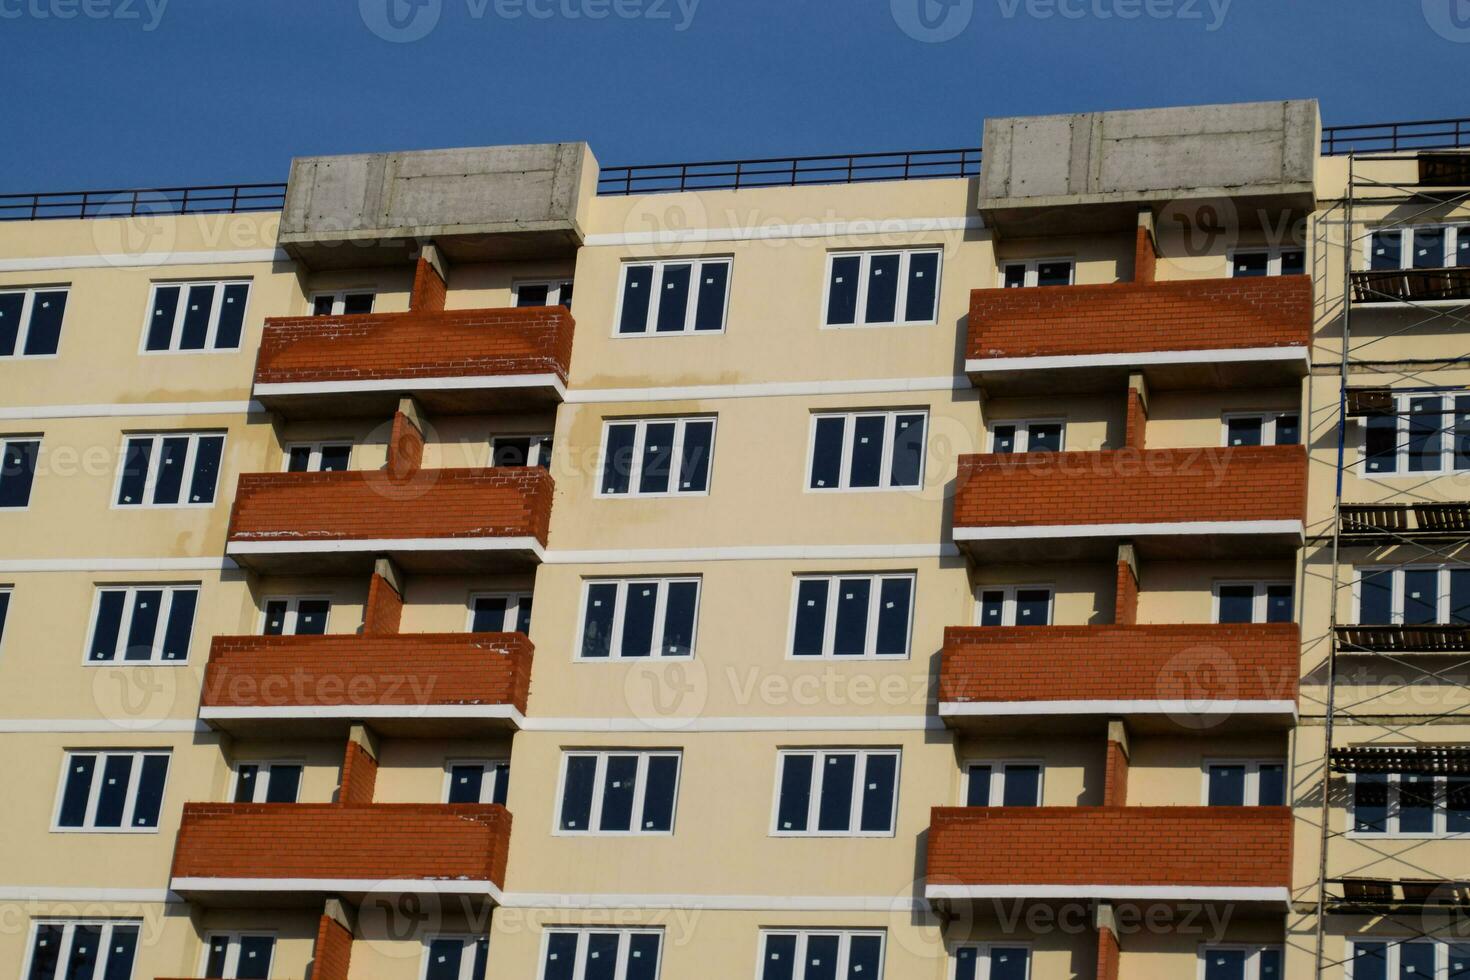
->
{"left": 952, "top": 445, "right": 1306, "bottom": 559}
{"left": 926, "top": 806, "right": 1292, "bottom": 903}
{"left": 965, "top": 276, "right": 1311, "bottom": 393}
{"left": 170, "top": 803, "right": 511, "bottom": 904}
{"left": 252, "top": 307, "right": 573, "bottom": 417}
{"left": 939, "top": 624, "right": 1299, "bottom": 731}
{"left": 199, "top": 632, "right": 532, "bottom": 736}
{"left": 225, "top": 467, "right": 551, "bottom": 573}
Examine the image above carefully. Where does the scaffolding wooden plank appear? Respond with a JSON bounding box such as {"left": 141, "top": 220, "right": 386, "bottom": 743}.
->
{"left": 1351, "top": 267, "right": 1470, "bottom": 303}
{"left": 1334, "top": 624, "right": 1470, "bottom": 652}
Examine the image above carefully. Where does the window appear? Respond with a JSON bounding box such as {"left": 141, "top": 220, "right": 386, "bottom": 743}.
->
{"left": 0, "top": 587, "right": 9, "bottom": 649}
{"left": 1356, "top": 566, "right": 1470, "bottom": 626}
{"left": 445, "top": 760, "right": 510, "bottom": 806}
{"left": 142, "top": 280, "right": 250, "bottom": 352}
{"left": 1204, "top": 761, "right": 1285, "bottom": 806}
{"left": 953, "top": 944, "right": 1030, "bottom": 980}
{"left": 1200, "top": 945, "right": 1283, "bottom": 980}
{"left": 808, "top": 410, "right": 926, "bottom": 491}
{"left": 1213, "top": 582, "right": 1293, "bottom": 624}
{"left": 1351, "top": 940, "right": 1470, "bottom": 980}
{"left": 789, "top": 573, "right": 913, "bottom": 658}
{"left": 492, "top": 434, "right": 553, "bottom": 469}
{"left": 261, "top": 597, "right": 329, "bottom": 636}
{"left": 53, "top": 749, "right": 169, "bottom": 831}
{"left": 758, "top": 930, "right": 885, "bottom": 980}
{"left": 1366, "top": 224, "right": 1470, "bottom": 271}
{"left": 232, "top": 762, "right": 302, "bottom": 803}
{"left": 773, "top": 749, "right": 899, "bottom": 836}
{"left": 557, "top": 750, "right": 680, "bottom": 834}
{"left": 284, "top": 442, "right": 351, "bottom": 472}
{"left": 469, "top": 593, "right": 533, "bottom": 635}
{"left": 578, "top": 578, "right": 699, "bottom": 660}
{"left": 86, "top": 584, "right": 198, "bottom": 662}
{"left": 1223, "top": 412, "right": 1300, "bottom": 447}
{"left": 1352, "top": 771, "right": 1470, "bottom": 836}
{"left": 616, "top": 258, "right": 730, "bottom": 335}
{"left": 1000, "top": 258, "right": 1073, "bottom": 288}
{"left": 311, "top": 291, "right": 375, "bottom": 316}
{"left": 599, "top": 417, "right": 715, "bottom": 496}
{"left": 0, "top": 437, "right": 40, "bottom": 508}
{"left": 1229, "top": 248, "right": 1306, "bottom": 277}
{"left": 989, "top": 419, "right": 1063, "bottom": 454}
{"left": 203, "top": 933, "right": 276, "bottom": 979}
{"left": 976, "top": 586, "right": 1052, "bottom": 627}
{"left": 0, "top": 286, "right": 67, "bottom": 357}
{"left": 824, "top": 248, "right": 941, "bottom": 327}
{"left": 1363, "top": 393, "right": 1470, "bottom": 476}
{"left": 540, "top": 929, "right": 663, "bottom": 980}
{"left": 515, "top": 279, "right": 574, "bottom": 310}
{"left": 966, "top": 761, "right": 1042, "bottom": 806}
{"left": 424, "top": 935, "right": 489, "bottom": 980}
{"left": 23, "top": 920, "right": 140, "bottom": 980}
{"left": 115, "top": 432, "right": 224, "bottom": 507}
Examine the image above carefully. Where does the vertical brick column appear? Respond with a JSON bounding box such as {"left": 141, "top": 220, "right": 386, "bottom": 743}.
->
{"left": 1103, "top": 719, "right": 1129, "bottom": 807}
{"left": 364, "top": 558, "right": 404, "bottom": 634}
{"left": 1095, "top": 903, "right": 1121, "bottom": 980}
{"left": 410, "top": 252, "right": 447, "bottom": 312}
{"left": 339, "top": 727, "right": 379, "bottom": 805}
{"left": 1132, "top": 215, "right": 1157, "bottom": 284}
{"left": 312, "top": 910, "right": 354, "bottom": 980}
{"left": 387, "top": 410, "right": 425, "bottom": 479}
{"left": 1113, "top": 543, "right": 1138, "bottom": 626}
{"left": 1124, "top": 372, "right": 1149, "bottom": 451}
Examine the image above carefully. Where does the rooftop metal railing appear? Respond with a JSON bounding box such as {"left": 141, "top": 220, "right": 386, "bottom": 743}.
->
{"left": 0, "top": 182, "right": 287, "bottom": 221}
{"left": 595, "top": 147, "right": 982, "bottom": 195}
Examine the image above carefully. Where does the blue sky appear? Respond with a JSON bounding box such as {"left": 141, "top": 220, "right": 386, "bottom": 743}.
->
{"left": 1, "top": 0, "right": 1467, "bottom": 191}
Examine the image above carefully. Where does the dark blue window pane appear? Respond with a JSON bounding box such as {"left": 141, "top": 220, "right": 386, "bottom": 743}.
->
{"left": 978, "top": 590, "right": 1005, "bottom": 626}
{"left": 875, "top": 578, "right": 912, "bottom": 656}
{"left": 1359, "top": 571, "right": 1394, "bottom": 625}
{"left": 233, "top": 765, "right": 259, "bottom": 802}
{"left": 1414, "top": 227, "right": 1446, "bottom": 269}
{"left": 848, "top": 416, "right": 885, "bottom": 488}
{"left": 627, "top": 934, "right": 661, "bottom": 980}
{"left": 1014, "top": 588, "right": 1050, "bottom": 626}
{"left": 0, "top": 292, "right": 23, "bottom": 355}
{"left": 1403, "top": 568, "right": 1438, "bottom": 625}
{"left": 904, "top": 251, "right": 939, "bottom": 322}
{"left": 804, "top": 935, "right": 840, "bottom": 980}
{"left": 145, "top": 286, "right": 180, "bottom": 350}
{"left": 1402, "top": 943, "right": 1436, "bottom": 980}
{"left": 992, "top": 947, "right": 1029, "bottom": 980}
{"left": 1353, "top": 942, "right": 1387, "bottom": 980}
{"left": 777, "top": 755, "right": 813, "bottom": 832}
{"left": 859, "top": 754, "right": 897, "bottom": 833}
{"left": 0, "top": 440, "right": 38, "bottom": 508}
{"left": 90, "top": 591, "right": 125, "bottom": 661}
{"left": 1234, "top": 252, "right": 1269, "bottom": 277}
{"left": 1448, "top": 779, "right": 1470, "bottom": 833}
{"left": 542, "top": 933, "right": 578, "bottom": 980}
{"left": 655, "top": 264, "right": 691, "bottom": 332}
{"left": 1266, "top": 585, "right": 1293, "bottom": 624}
{"left": 294, "top": 599, "right": 329, "bottom": 636}
{"left": 1456, "top": 397, "right": 1470, "bottom": 470}
{"left": 598, "top": 755, "right": 638, "bottom": 831}
{"left": 1203, "top": 947, "right": 1245, "bottom": 980}
{"left": 472, "top": 596, "right": 508, "bottom": 633}
{"left": 1227, "top": 417, "right": 1263, "bottom": 447}
{"left": 1209, "top": 765, "right": 1247, "bottom": 806}
{"left": 214, "top": 283, "right": 249, "bottom": 348}
{"left": 1002, "top": 765, "right": 1041, "bottom": 806}
{"left": 864, "top": 253, "right": 900, "bottom": 323}
{"left": 832, "top": 578, "right": 871, "bottom": 656}
{"left": 23, "top": 290, "right": 66, "bottom": 355}
{"left": 953, "top": 947, "right": 978, "bottom": 980}
{"left": 992, "top": 424, "right": 1017, "bottom": 454}
{"left": 0, "top": 591, "right": 8, "bottom": 646}
{"left": 93, "top": 755, "right": 134, "bottom": 828}
{"left": 661, "top": 581, "right": 699, "bottom": 657}
{"left": 264, "top": 764, "right": 300, "bottom": 804}
{"left": 516, "top": 598, "right": 533, "bottom": 636}
{"left": 810, "top": 417, "right": 845, "bottom": 489}
{"left": 1370, "top": 231, "right": 1402, "bottom": 270}
{"left": 1280, "top": 250, "right": 1306, "bottom": 275}
{"left": 235, "top": 935, "right": 273, "bottom": 979}
{"left": 64, "top": 925, "right": 102, "bottom": 980}
{"left": 1217, "top": 586, "right": 1255, "bottom": 624}
{"left": 826, "top": 256, "right": 860, "bottom": 325}
{"left": 58, "top": 755, "right": 96, "bottom": 827}
{"left": 640, "top": 755, "right": 678, "bottom": 832}
{"left": 637, "top": 422, "right": 676, "bottom": 494}
{"left": 966, "top": 765, "right": 992, "bottom": 806}
{"left": 678, "top": 420, "right": 714, "bottom": 492}
{"left": 619, "top": 266, "right": 654, "bottom": 333}
{"left": 763, "top": 935, "right": 798, "bottom": 980}
{"left": 1400, "top": 775, "right": 1435, "bottom": 833}
{"left": 491, "top": 763, "right": 509, "bottom": 806}
{"left": 600, "top": 424, "right": 636, "bottom": 494}
{"left": 1408, "top": 397, "right": 1443, "bottom": 472}
{"left": 585, "top": 933, "right": 619, "bottom": 980}
{"left": 1365, "top": 412, "right": 1397, "bottom": 473}
{"left": 559, "top": 757, "right": 597, "bottom": 831}
{"left": 619, "top": 582, "right": 657, "bottom": 658}
{"left": 1027, "top": 423, "right": 1062, "bottom": 453}
{"left": 161, "top": 589, "right": 197, "bottom": 660}
{"left": 188, "top": 435, "right": 224, "bottom": 504}
{"left": 1037, "top": 261, "right": 1071, "bottom": 286}
{"left": 1259, "top": 765, "right": 1286, "bottom": 806}
{"left": 1355, "top": 774, "right": 1388, "bottom": 833}
{"left": 694, "top": 262, "right": 728, "bottom": 331}
{"left": 124, "top": 589, "right": 162, "bottom": 661}
{"left": 889, "top": 414, "right": 924, "bottom": 487}
{"left": 151, "top": 436, "right": 190, "bottom": 505}
{"left": 581, "top": 583, "right": 617, "bottom": 658}
{"left": 131, "top": 755, "right": 168, "bottom": 827}
{"left": 178, "top": 284, "right": 216, "bottom": 350}
{"left": 27, "top": 924, "right": 64, "bottom": 979}
{"left": 1275, "top": 414, "right": 1301, "bottom": 445}
{"left": 424, "top": 938, "right": 463, "bottom": 980}
{"left": 817, "top": 754, "right": 856, "bottom": 831}
{"left": 1450, "top": 944, "right": 1470, "bottom": 980}
{"left": 792, "top": 580, "right": 829, "bottom": 657}
{"left": 101, "top": 926, "right": 139, "bottom": 980}
{"left": 448, "top": 765, "right": 485, "bottom": 804}
{"left": 846, "top": 935, "right": 882, "bottom": 979}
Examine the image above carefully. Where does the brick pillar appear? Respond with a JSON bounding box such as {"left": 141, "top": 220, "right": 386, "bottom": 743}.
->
{"left": 387, "top": 410, "right": 424, "bottom": 479}
{"left": 1132, "top": 223, "right": 1157, "bottom": 284}
{"left": 1103, "top": 719, "right": 1129, "bottom": 807}
{"left": 311, "top": 910, "right": 354, "bottom": 980}
{"left": 409, "top": 250, "right": 447, "bottom": 312}
{"left": 1114, "top": 542, "right": 1138, "bottom": 626}
{"left": 1124, "top": 378, "right": 1148, "bottom": 451}
{"left": 1095, "top": 903, "right": 1121, "bottom": 980}
{"left": 339, "top": 725, "right": 379, "bottom": 805}
{"left": 364, "top": 558, "right": 403, "bottom": 635}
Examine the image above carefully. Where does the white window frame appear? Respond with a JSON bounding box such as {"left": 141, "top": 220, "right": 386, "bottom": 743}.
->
{"left": 309, "top": 289, "right": 376, "bottom": 316}
{"left": 1227, "top": 247, "right": 1306, "bottom": 278}
{"left": 513, "top": 278, "right": 574, "bottom": 308}
{"left": 1362, "top": 223, "right": 1470, "bottom": 271}
{"left": 490, "top": 434, "right": 554, "bottom": 468}
{"left": 973, "top": 585, "right": 1054, "bottom": 627}
{"left": 1196, "top": 944, "right": 1285, "bottom": 980}
{"left": 1353, "top": 564, "right": 1470, "bottom": 625}
{"left": 202, "top": 931, "right": 278, "bottom": 979}
{"left": 963, "top": 759, "right": 1045, "bottom": 806}
{"left": 258, "top": 595, "right": 332, "bottom": 636}
{"left": 0, "top": 435, "right": 41, "bottom": 511}
{"left": 1345, "top": 939, "right": 1470, "bottom": 980}
{"left": 574, "top": 577, "right": 701, "bottom": 661}
{"left": 420, "top": 933, "right": 489, "bottom": 980}
{"left": 230, "top": 760, "right": 304, "bottom": 804}
{"left": 597, "top": 416, "right": 717, "bottom": 498}
{"left": 786, "top": 572, "right": 915, "bottom": 659}
{"left": 1200, "top": 759, "right": 1287, "bottom": 806}
{"left": 111, "top": 431, "right": 225, "bottom": 509}
{"left": 139, "top": 279, "right": 251, "bottom": 353}
{"left": 21, "top": 920, "right": 142, "bottom": 980}
{"left": 442, "top": 758, "right": 511, "bottom": 805}
{"left": 1210, "top": 581, "right": 1293, "bottom": 624}
{"left": 987, "top": 418, "right": 1065, "bottom": 453}
{"left": 282, "top": 441, "right": 353, "bottom": 472}
{"left": 466, "top": 592, "right": 533, "bottom": 633}
{"left": 83, "top": 583, "right": 200, "bottom": 664}
{"left": 613, "top": 257, "right": 732, "bottom": 337}
{"left": 553, "top": 749, "right": 682, "bottom": 836}
{"left": 51, "top": 749, "right": 170, "bottom": 833}
{"left": 757, "top": 930, "right": 887, "bottom": 980}
{"left": 770, "top": 748, "right": 901, "bottom": 838}
{"left": 949, "top": 942, "right": 1033, "bottom": 980}
{"left": 998, "top": 257, "right": 1075, "bottom": 288}
{"left": 0, "top": 285, "right": 67, "bottom": 360}
{"left": 821, "top": 247, "right": 943, "bottom": 328}
{"left": 1347, "top": 771, "right": 1470, "bottom": 839}
{"left": 805, "top": 409, "right": 928, "bottom": 493}
{"left": 536, "top": 928, "right": 664, "bottom": 980}
{"left": 1220, "top": 411, "right": 1300, "bottom": 447}
{"left": 1360, "top": 391, "right": 1470, "bottom": 477}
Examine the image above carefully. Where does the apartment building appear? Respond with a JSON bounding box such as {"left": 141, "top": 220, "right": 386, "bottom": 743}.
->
{"left": 0, "top": 99, "right": 1466, "bottom": 980}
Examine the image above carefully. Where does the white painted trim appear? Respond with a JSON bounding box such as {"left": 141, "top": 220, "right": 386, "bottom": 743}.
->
{"left": 253, "top": 373, "right": 566, "bottom": 401}
{"left": 939, "top": 700, "right": 1298, "bottom": 718}
{"left": 0, "top": 557, "right": 236, "bottom": 573}
{"left": 0, "top": 248, "right": 287, "bottom": 273}
{"left": 964, "top": 346, "right": 1308, "bottom": 375}
{"left": 0, "top": 719, "right": 206, "bottom": 733}
{"left": 170, "top": 877, "right": 506, "bottom": 903}
{"left": 565, "top": 374, "right": 969, "bottom": 404}
{"left": 520, "top": 715, "right": 943, "bottom": 733}
{"left": 544, "top": 543, "right": 959, "bottom": 564}
{"left": 0, "top": 400, "right": 262, "bottom": 421}
{"left": 0, "top": 885, "right": 176, "bottom": 902}
{"left": 924, "top": 884, "right": 1290, "bottom": 903}
{"left": 200, "top": 705, "right": 527, "bottom": 726}
{"left": 585, "top": 216, "right": 982, "bottom": 248}
{"left": 226, "top": 537, "right": 547, "bottom": 561}
{"left": 497, "top": 892, "right": 930, "bottom": 912}
{"left": 953, "top": 521, "right": 1304, "bottom": 542}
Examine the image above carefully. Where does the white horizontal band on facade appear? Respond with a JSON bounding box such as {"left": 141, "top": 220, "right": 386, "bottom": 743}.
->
{"left": 923, "top": 885, "right": 1291, "bottom": 904}
{"left": 498, "top": 892, "right": 931, "bottom": 912}
{"left": 0, "top": 719, "right": 206, "bottom": 734}
{"left": 0, "top": 248, "right": 288, "bottom": 274}
{"left": 953, "top": 521, "right": 1305, "bottom": 542}
{"left": 0, "top": 557, "right": 238, "bottom": 573}
{"left": 0, "top": 400, "right": 263, "bottom": 421}
{"left": 252, "top": 373, "right": 567, "bottom": 401}
{"left": 170, "top": 877, "right": 506, "bottom": 904}
{"left": 565, "top": 375, "right": 971, "bottom": 404}
{"left": 963, "top": 346, "right": 1309, "bottom": 375}
{"left": 519, "top": 716, "right": 943, "bottom": 734}
{"left": 938, "top": 701, "right": 1299, "bottom": 719}
{"left": 225, "top": 537, "right": 548, "bottom": 561}
{"left": 584, "top": 216, "right": 983, "bottom": 248}
{"left": 0, "top": 886, "right": 177, "bottom": 903}
{"left": 199, "top": 705, "right": 528, "bottom": 726}
{"left": 543, "top": 543, "right": 960, "bottom": 564}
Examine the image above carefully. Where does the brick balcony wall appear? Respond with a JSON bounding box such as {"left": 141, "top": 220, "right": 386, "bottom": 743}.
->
{"left": 171, "top": 803, "right": 512, "bottom": 887}
{"left": 952, "top": 445, "right": 1306, "bottom": 528}
{"left": 255, "top": 307, "right": 574, "bottom": 386}
{"left": 927, "top": 806, "right": 1291, "bottom": 889}
{"left": 939, "top": 623, "right": 1300, "bottom": 704}
{"left": 202, "top": 632, "right": 533, "bottom": 714}
{"left": 227, "top": 467, "right": 552, "bottom": 545}
{"left": 967, "top": 275, "right": 1311, "bottom": 360}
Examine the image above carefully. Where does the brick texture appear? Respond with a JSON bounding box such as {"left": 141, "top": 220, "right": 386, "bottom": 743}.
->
{"left": 952, "top": 445, "right": 1307, "bottom": 528}
{"left": 254, "top": 306, "right": 574, "bottom": 387}
{"left": 1103, "top": 740, "right": 1129, "bottom": 807}
{"left": 1097, "top": 925, "right": 1120, "bottom": 980}
{"left": 312, "top": 914, "right": 353, "bottom": 980}
{"left": 1124, "top": 385, "right": 1147, "bottom": 450}
{"left": 202, "top": 632, "right": 534, "bottom": 715}
{"left": 363, "top": 572, "right": 404, "bottom": 635}
{"left": 939, "top": 623, "right": 1301, "bottom": 704}
{"left": 387, "top": 411, "right": 425, "bottom": 479}
{"left": 226, "top": 467, "right": 553, "bottom": 545}
{"left": 1133, "top": 226, "right": 1157, "bottom": 284}
{"left": 339, "top": 740, "right": 378, "bottom": 806}
{"left": 967, "top": 275, "right": 1311, "bottom": 359}
{"left": 1113, "top": 559, "right": 1138, "bottom": 626}
{"left": 171, "top": 803, "right": 513, "bottom": 887}
{"left": 410, "top": 256, "right": 447, "bottom": 313}
{"left": 926, "top": 806, "right": 1291, "bottom": 888}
